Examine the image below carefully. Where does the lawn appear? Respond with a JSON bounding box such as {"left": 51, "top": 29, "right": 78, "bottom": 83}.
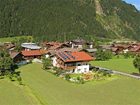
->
{"left": 0, "top": 36, "right": 32, "bottom": 42}
{"left": 91, "top": 58, "right": 138, "bottom": 74}
{"left": 18, "top": 63, "right": 140, "bottom": 105}
{"left": 0, "top": 79, "right": 40, "bottom": 105}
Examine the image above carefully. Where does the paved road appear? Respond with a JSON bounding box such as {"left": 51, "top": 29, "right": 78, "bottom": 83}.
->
{"left": 94, "top": 66, "right": 140, "bottom": 79}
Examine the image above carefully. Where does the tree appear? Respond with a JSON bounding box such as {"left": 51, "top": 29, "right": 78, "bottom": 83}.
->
{"left": 133, "top": 55, "right": 140, "bottom": 73}
{"left": 96, "top": 49, "right": 113, "bottom": 61}
{"left": 42, "top": 57, "right": 52, "bottom": 70}
{"left": 0, "top": 50, "right": 22, "bottom": 83}
{"left": 0, "top": 50, "right": 14, "bottom": 73}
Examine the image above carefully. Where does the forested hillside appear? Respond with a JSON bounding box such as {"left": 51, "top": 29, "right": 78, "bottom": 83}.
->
{"left": 0, "top": 0, "right": 140, "bottom": 41}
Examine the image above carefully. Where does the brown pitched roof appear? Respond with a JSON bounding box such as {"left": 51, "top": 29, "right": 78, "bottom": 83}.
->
{"left": 42, "top": 41, "right": 64, "bottom": 50}
{"left": 130, "top": 46, "right": 140, "bottom": 52}
{"left": 22, "top": 50, "right": 47, "bottom": 57}
{"left": 58, "top": 48, "right": 81, "bottom": 52}
{"left": 56, "top": 51, "right": 94, "bottom": 62}
{"left": 10, "top": 52, "right": 21, "bottom": 59}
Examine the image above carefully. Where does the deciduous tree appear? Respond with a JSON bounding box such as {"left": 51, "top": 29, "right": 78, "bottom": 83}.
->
{"left": 133, "top": 55, "right": 140, "bottom": 73}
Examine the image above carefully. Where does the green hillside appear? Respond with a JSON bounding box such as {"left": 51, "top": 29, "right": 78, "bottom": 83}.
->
{"left": 0, "top": 0, "right": 140, "bottom": 41}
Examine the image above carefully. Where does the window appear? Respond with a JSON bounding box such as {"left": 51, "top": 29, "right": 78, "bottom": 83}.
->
{"left": 77, "top": 64, "right": 81, "bottom": 66}
{"left": 84, "top": 68, "right": 87, "bottom": 72}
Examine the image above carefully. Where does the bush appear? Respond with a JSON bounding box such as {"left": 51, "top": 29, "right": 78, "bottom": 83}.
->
{"left": 29, "top": 60, "right": 32, "bottom": 64}
{"left": 77, "top": 76, "right": 85, "bottom": 84}
{"left": 93, "top": 72, "right": 100, "bottom": 80}
{"left": 65, "top": 74, "right": 71, "bottom": 81}
{"left": 123, "top": 52, "right": 131, "bottom": 59}
{"left": 53, "top": 67, "right": 64, "bottom": 76}
{"left": 102, "top": 71, "right": 112, "bottom": 77}
{"left": 8, "top": 73, "right": 14, "bottom": 81}
{"left": 17, "top": 76, "right": 23, "bottom": 85}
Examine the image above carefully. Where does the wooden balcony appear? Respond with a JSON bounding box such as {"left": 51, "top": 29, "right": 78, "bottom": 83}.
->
{"left": 60, "top": 65, "right": 76, "bottom": 70}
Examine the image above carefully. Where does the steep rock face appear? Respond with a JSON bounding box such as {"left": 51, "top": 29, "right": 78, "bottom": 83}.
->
{"left": 99, "top": 0, "right": 140, "bottom": 39}
{"left": 0, "top": 0, "right": 139, "bottom": 41}
{"left": 95, "top": 0, "right": 104, "bottom": 15}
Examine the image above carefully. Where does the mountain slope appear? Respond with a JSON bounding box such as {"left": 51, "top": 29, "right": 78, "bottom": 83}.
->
{"left": 0, "top": 0, "right": 140, "bottom": 41}
{"left": 99, "top": 0, "right": 140, "bottom": 39}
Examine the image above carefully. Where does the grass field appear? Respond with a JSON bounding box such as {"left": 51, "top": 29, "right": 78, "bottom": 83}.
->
{"left": 17, "top": 63, "right": 140, "bottom": 105}
{"left": 0, "top": 79, "right": 40, "bottom": 105}
{"left": 0, "top": 36, "right": 32, "bottom": 42}
{"left": 91, "top": 58, "right": 138, "bottom": 74}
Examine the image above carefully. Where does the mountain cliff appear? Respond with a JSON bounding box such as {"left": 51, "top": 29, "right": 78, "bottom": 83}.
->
{"left": 0, "top": 0, "right": 140, "bottom": 41}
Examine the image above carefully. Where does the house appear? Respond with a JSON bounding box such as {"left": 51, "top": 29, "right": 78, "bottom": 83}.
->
{"left": 45, "top": 48, "right": 81, "bottom": 60}
{"left": 53, "top": 51, "right": 94, "bottom": 73}
{"left": 111, "top": 44, "right": 132, "bottom": 54}
{"left": 99, "top": 45, "right": 112, "bottom": 51}
{"left": 21, "top": 43, "right": 41, "bottom": 51}
{"left": 9, "top": 52, "right": 24, "bottom": 63}
{"left": 43, "top": 42, "right": 74, "bottom": 59}
{"left": 4, "top": 42, "right": 15, "bottom": 51}
{"left": 82, "top": 48, "right": 97, "bottom": 57}
{"left": 45, "top": 50, "right": 57, "bottom": 59}
{"left": 21, "top": 50, "right": 47, "bottom": 60}
{"left": 41, "top": 41, "right": 69, "bottom": 50}
{"left": 69, "top": 39, "right": 93, "bottom": 49}
{"left": 129, "top": 46, "right": 140, "bottom": 53}
{"left": 58, "top": 47, "right": 81, "bottom": 52}
{"left": 100, "top": 44, "right": 132, "bottom": 54}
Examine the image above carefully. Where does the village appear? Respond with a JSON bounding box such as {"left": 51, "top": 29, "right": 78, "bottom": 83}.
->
{"left": 0, "top": 38, "right": 140, "bottom": 76}
{"left": 1, "top": 38, "right": 140, "bottom": 104}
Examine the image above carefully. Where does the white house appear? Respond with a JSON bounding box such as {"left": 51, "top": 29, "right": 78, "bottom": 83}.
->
{"left": 53, "top": 51, "right": 94, "bottom": 73}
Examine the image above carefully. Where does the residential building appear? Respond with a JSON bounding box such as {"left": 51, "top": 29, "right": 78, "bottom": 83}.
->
{"left": 41, "top": 41, "right": 69, "bottom": 50}
{"left": 129, "top": 46, "right": 140, "bottom": 53}
{"left": 69, "top": 39, "right": 93, "bottom": 49}
{"left": 4, "top": 42, "right": 15, "bottom": 51}
{"left": 21, "top": 50, "right": 47, "bottom": 60}
{"left": 82, "top": 48, "right": 97, "bottom": 57}
{"left": 21, "top": 43, "right": 41, "bottom": 51}
{"left": 53, "top": 51, "right": 94, "bottom": 73}
{"left": 9, "top": 52, "right": 23, "bottom": 63}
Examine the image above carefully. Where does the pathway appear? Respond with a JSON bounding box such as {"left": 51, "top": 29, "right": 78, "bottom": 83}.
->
{"left": 94, "top": 66, "right": 140, "bottom": 79}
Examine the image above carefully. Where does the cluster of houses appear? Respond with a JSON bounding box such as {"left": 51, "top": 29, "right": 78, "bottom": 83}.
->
{"left": 1, "top": 39, "right": 140, "bottom": 74}
{"left": 100, "top": 43, "right": 140, "bottom": 55}
{"left": 0, "top": 39, "right": 95, "bottom": 74}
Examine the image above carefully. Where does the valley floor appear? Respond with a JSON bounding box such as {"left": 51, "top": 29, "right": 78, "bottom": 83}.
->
{"left": 1, "top": 61, "right": 140, "bottom": 105}
{"left": 20, "top": 63, "right": 140, "bottom": 105}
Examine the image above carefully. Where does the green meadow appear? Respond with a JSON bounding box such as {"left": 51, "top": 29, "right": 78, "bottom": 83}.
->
{"left": 1, "top": 61, "right": 140, "bottom": 105}
{"left": 91, "top": 58, "right": 138, "bottom": 74}
{"left": 0, "top": 36, "right": 32, "bottom": 43}
{"left": 19, "top": 63, "right": 140, "bottom": 105}
{"left": 0, "top": 79, "right": 40, "bottom": 105}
